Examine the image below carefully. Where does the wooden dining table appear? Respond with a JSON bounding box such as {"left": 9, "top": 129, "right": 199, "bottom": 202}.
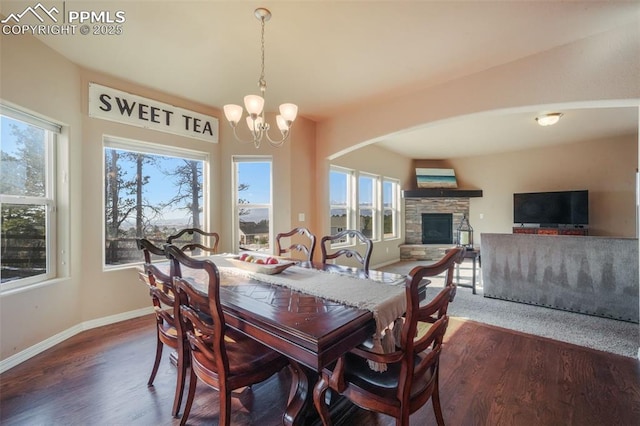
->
{"left": 144, "top": 256, "right": 408, "bottom": 425}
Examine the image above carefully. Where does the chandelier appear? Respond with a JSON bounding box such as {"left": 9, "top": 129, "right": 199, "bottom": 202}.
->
{"left": 223, "top": 8, "right": 298, "bottom": 148}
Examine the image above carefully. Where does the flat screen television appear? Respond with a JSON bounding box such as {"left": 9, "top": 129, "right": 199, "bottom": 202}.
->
{"left": 513, "top": 190, "right": 588, "bottom": 226}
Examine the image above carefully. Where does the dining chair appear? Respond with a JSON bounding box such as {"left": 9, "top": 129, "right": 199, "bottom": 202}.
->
{"left": 165, "top": 245, "right": 289, "bottom": 426}
{"left": 275, "top": 227, "right": 316, "bottom": 262}
{"left": 136, "top": 238, "right": 187, "bottom": 418}
{"left": 320, "top": 229, "right": 373, "bottom": 274}
{"left": 313, "top": 247, "right": 464, "bottom": 426}
{"left": 166, "top": 228, "right": 220, "bottom": 254}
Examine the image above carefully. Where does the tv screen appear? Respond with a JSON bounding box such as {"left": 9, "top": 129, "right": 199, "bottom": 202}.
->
{"left": 513, "top": 190, "right": 588, "bottom": 226}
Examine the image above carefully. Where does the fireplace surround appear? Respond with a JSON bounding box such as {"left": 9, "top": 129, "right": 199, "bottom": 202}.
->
{"left": 401, "top": 197, "right": 471, "bottom": 260}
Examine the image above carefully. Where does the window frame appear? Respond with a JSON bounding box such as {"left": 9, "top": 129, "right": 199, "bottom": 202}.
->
{"left": 358, "top": 172, "right": 379, "bottom": 241}
{"left": 382, "top": 177, "right": 401, "bottom": 240}
{"left": 232, "top": 156, "right": 273, "bottom": 253}
{"left": 329, "top": 166, "right": 355, "bottom": 247}
{"left": 1, "top": 104, "right": 60, "bottom": 291}
{"left": 329, "top": 165, "right": 402, "bottom": 249}
{"left": 102, "top": 135, "right": 209, "bottom": 270}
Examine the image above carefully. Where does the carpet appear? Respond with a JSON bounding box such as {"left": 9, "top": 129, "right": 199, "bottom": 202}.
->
{"left": 380, "top": 260, "right": 639, "bottom": 359}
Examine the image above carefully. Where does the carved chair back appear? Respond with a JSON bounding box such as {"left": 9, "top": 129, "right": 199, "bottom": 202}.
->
{"left": 275, "top": 227, "right": 316, "bottom": 261}
{"left": 320, "top": 229, "right": 373, "bottom": 274}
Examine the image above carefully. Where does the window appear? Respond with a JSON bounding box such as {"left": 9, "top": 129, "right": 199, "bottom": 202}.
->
{"left": 329, "top": 167, "right": 354, "bottom": 244}
{"left": 233, "top": 157, "right": 272, "bottom": 252}
{"left": 383, "top": 178, "right": 400, "bottom": 239}
{"left": 329, "top": 166, "right": 401, "bottom": 247}
{"left": 1, "top": 107, "right": 61, "bottom": 287}
{"left": 103, "top": 137, "right": 208, "bottom": 267}
{"left": 358, "top": 173, "right": 378, "bottom": 240}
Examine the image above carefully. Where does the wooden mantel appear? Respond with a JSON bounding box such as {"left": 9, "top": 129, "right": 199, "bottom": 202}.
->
{"left": 402, "top": 189, "right": 483, "bottom": 198}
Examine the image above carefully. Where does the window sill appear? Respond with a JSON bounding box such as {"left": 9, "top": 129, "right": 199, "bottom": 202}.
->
{"left": 1, "top": 276, "right": 69, "bottom": 297}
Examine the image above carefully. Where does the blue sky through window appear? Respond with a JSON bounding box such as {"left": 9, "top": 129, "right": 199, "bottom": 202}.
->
{"left": 330, "top": 170, "right": 347, "bottom": 205}
{"left": 383, "top": 180, "right": 393, "bottom": 207}
{"left": 238, "top": 161, "right": 271, "bottom": 204}
{"left": 1, "top": 116, "right": 26, "bottom": 155}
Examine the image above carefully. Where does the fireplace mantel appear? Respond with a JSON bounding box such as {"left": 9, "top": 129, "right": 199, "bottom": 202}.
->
{"left": 403, "top": 189, "right": 483, "bottom": 198}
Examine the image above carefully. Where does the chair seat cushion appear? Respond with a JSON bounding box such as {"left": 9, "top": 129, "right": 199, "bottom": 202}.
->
{"left": 191, "top": 328, "right": 286, "bottom": 379}
{"left": 342, "top": 351, "right": 434, "bottom": 401}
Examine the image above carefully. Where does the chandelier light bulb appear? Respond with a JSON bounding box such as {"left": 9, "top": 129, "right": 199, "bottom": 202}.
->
{"left": 279, "top": 103, "right": 298, "bottom": 122}
{"left": 223, "top": 104, "right": 243, "bottom": 125}
{"left": 276, "top": 115, "right": 288, "bottom": 132}
{"left": 244, "top": 95, "right": 265, "bottom": 116}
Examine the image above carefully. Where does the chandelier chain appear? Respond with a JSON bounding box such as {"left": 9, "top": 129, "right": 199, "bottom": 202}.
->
{"left": 259, "top": 16, "right": 266, "bottom": 92}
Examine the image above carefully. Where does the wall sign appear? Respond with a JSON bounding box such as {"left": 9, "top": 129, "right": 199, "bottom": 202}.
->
{"left": 88, "top": 83, "right": 218, "bottom": 143}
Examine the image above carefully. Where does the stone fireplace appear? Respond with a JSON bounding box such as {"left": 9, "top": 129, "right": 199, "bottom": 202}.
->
{"left": 401, "top": 197, "right": 471, "bottom": 260}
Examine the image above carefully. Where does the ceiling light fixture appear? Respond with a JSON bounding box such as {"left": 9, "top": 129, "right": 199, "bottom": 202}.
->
{"left": 223, "top": 8, "right": 298, "bottom": 149}
{"left": 535, "top": 112, "right": 563, "bottom": 127}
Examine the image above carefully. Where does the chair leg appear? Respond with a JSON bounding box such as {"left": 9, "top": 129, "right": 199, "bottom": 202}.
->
{"left": 147, "top": 335, "right": 163, "bottom": 386}
{"left": 313, "top": 372, "right": 333, "bottom": 426}
{"left": 172, "top": 345, "right": 188, "bottom": 417}
{"left": 219, "top": 388, "right": 232, "bottom": 426}
{"left": 179, "top": 368, "right": 197, "bottom": 425}
{"left": 432, "top": 373, "right": 445, "bottom": 426}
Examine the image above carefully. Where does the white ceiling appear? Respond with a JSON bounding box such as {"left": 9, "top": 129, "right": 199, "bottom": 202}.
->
{"left": 2, "top": 0, "right": 638, "bottom": 158}
{"left": 375, "top": 106, "right": 639, "bottom": 159}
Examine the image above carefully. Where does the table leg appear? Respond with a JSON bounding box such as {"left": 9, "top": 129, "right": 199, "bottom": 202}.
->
{"left": 471, "top": 256, "right": 477, "bottom": 295}
{"left": 284, "top": 360, "right": 359, "bottom": 425}
{"left": 284, "top": 360, "right": 312, "bottom": 426}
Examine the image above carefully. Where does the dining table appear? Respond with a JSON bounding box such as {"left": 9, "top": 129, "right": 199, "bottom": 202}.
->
{"left": 142, "top": 253, "right": 409, "bottom": 425}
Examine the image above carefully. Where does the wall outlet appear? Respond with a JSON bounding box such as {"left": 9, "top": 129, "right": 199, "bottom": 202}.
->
{"left": 298, "top": 213, "right": 305, "bottom": 222}
{"left": 479, "top": 213, "right": 484, "bottom": 219}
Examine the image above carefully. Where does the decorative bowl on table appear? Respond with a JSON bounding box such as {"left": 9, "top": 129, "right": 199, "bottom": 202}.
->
{"left": 227, "top": 254, "right": 296, "bottom": 275}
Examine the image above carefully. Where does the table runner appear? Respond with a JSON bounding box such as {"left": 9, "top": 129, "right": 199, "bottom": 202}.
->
{"left": 210, "top": 255, "right": 407, "bottom": 371}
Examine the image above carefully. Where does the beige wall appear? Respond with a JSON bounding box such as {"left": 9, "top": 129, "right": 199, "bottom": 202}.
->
{"left": 2, "top": 22, "right": 639, "bottom": 364}
{"left": 78, "top": 69, "right": 223, "bottom": 321}
{"left": 1, "top": 31, "right": 82, "bottom": 361}
{"left": 0, "top": 32, "right": 318, "bottom": 363}
{"left": 316, "top": 25, "right": 639, "bottom": 160}
{"left": 315, "top": 25, "right": 640, "bottom": 250}
{"left": 333, "top": 135, "right": 637, "bottom": 257}
{"left": 448, "top": 135, "right": 638, "bottom": 242}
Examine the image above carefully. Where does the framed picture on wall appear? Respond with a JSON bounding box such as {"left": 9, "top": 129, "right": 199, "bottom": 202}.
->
{"left": 416, "top": 168, "right": 458, "bottom": 188}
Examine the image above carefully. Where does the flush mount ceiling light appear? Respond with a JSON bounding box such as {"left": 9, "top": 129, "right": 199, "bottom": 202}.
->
{"left": 535, "top": 113, "right": 563, "bottom": 126}
{"left": 223, "top": 7, "right": 298, "bottom": 149}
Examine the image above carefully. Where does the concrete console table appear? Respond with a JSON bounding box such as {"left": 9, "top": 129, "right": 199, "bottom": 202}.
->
{"left": 481, "top": 233, "right": 639, "bottom": 323}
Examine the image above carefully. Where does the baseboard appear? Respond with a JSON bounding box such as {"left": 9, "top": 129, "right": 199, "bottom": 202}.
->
{"left": 372, "top": 258, "right": 401, "bottom": 269}
{"left": 0, "top": 306, "right": 153, "bottom": 374}
{"left": 80, "top": 306, "right": 153, "bottom": 331}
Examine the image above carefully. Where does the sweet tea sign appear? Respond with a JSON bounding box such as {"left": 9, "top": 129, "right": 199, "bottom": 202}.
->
{"left": 88, "top": 83, "right": 218, "bottom": 143}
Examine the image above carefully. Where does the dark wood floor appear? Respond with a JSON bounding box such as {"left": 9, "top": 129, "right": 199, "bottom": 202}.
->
{"left": 1, "top": 314, "right": 639, "bottom": 425}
